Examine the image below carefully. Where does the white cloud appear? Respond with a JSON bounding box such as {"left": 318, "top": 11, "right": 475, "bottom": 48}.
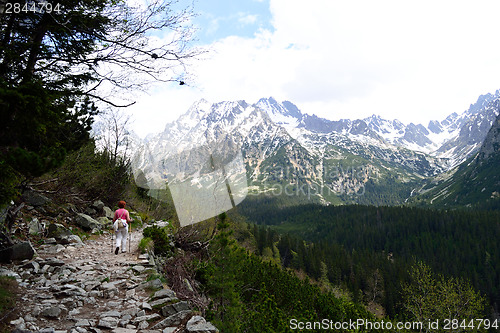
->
{"left": 265, "top": 0, "right": 500, "bottom": 122}
{"left": 127, "top": 84, "right": 202, "bottom": 137}
{"left": 129, "top": 0, "right": 500, "bottom": 136}
{"left": 238, "top": 13, "right": 258, "bottom": 26}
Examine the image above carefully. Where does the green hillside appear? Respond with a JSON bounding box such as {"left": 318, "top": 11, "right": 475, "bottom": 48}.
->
{"left": 411, "top": 114, "right": 500, "bottom": 210}
{"left": 412, "top": 155, "right": 500, "bottom": 209}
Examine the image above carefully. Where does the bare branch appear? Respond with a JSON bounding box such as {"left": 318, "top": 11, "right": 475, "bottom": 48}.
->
{"left": 85, "top": 93, "right": 136, "bottom": 108}
{"left": 2, "top": 0, "right": 204, "bottom": 104}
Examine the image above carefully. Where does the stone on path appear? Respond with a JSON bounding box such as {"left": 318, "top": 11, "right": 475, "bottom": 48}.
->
{"left": 98, "top": 317, "right": 119, "bottom": 329}
{"left": 29, "top": 218, "right": 45, "bottom": 235}
{"left": 58, "top": 234, "right": 83, "bottom": 245}
{"left": 151, "top": 289, "right": 176, "bottom": 300}
{"left": 40, "top": 306, "right": 62, "bottom": 319}
{"left": 151, "top": 310, "right": 192, "bottom": 329}
{"left": 111, "top": 328, "right": 137, "bottom": 333}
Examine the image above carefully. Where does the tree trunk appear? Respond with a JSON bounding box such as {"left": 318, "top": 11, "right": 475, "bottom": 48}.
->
{"left": 0, "top": 13, "right": 16, "bottom": 78}
{"left": 23, "top": 14, "right": 49, "bottom": 82}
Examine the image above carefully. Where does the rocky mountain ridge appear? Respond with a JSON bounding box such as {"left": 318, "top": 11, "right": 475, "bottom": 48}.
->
{"left": 129, "top": 91, "right": 500, "bottom": 206}
{"left": 254, "top": 92, "right": 500, "bottom": 167}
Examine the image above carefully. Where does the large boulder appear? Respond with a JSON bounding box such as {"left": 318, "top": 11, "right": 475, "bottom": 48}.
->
{"left": 151, "top": 310, "right": 192, "bottom": 330}
{"left": 28, "top": 218, "right": 45, "bottom": 235}
{"left": 0, "top": 241, "right": 36, "bottom": 263}
{"left": 47, "top": 223, "right": 72, "bottom": 239}
{"left": 58, "top": 234, "right": 83, "bottom": 245}
{"left": 92, "top": 200, "right": 105, "bottom": 211}
{"left": 103, "top": 207, "right": 114, "bottom": 219}
{"left": 96, "top": 217, "right": 111, "bottom": 228}
{"left": 186, "top": 316, "right": 219, "bottom": 333}
{"left": 22, "top": 190, "right": 51, "bottom": 207}
{"left": 84, "top": 207, "right": 97, "bottom": 216}
{"left": 75, "top": 213, "right": 100, "bottom": 231}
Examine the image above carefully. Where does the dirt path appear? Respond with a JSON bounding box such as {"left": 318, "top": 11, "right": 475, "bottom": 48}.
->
{"left": 6, "top": 228, "right": 159, "bottom": 331}
{"left": 68, "top": 227, "right": 145, "bottom": 266}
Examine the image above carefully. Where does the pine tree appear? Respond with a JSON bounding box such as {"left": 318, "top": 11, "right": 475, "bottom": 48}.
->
{"left": 205, "top": 213, "right": 243, "bottom": 331}
{"left": 0, "top": 0, "right": 202, "bottom": 205}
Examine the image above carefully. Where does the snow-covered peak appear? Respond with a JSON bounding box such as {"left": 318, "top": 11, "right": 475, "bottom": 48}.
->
{"left": 362, "top": 114, "right": 405, "bottom": 143}
{"left": 364, "top": 114, "right": 383, "bottom": 123}
{"left": 256, "top": 97, "right": 303, "bottom": 129}
{"left": 169, "top": 98, "right": 211, "bottom": 131}
{"left": 209, "top": 100, "right": 249, "bottom": 119}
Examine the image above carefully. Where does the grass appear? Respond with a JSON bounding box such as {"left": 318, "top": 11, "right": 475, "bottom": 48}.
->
{"left": 146, "top": 272, "right": 166, "bottom": 283}
{"left": 138, "top": 237, "right": 154, "bottom": 254}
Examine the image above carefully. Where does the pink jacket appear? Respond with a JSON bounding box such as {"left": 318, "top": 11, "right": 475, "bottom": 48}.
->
{"left": 114, "top": 208, "right": 130, "bottom": 222}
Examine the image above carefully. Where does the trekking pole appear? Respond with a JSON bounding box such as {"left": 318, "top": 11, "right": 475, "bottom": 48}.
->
{"left": 111, "top": 230, "right": 114, "bottom": 253}
{"left": 129, "top": 222, "right": 131, "bottom": 253}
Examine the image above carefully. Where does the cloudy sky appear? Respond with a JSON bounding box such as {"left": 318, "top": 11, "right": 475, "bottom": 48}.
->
{"left": 127, "top": 0, "right": 500, "bottom": 137}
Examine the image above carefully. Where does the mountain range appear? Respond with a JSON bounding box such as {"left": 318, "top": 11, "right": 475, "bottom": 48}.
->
{"left": 124, "top": 91, "right": 500, "bottom": 208}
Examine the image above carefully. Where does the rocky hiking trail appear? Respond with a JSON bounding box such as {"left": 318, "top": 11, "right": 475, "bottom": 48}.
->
{"left": 2, "top": 226, "right": 218, "bottom": 333}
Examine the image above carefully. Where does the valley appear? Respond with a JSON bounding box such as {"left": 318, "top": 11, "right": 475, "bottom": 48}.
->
{"left": 123, "top": 90, "right": 500, "bottom": 323}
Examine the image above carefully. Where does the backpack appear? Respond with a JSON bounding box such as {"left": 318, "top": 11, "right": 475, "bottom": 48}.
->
{"left": 113, "top": 212, "right": 128, "bottom": 231}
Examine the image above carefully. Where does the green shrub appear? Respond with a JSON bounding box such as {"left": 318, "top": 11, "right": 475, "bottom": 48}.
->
{"left": 146, "top": 272, "right": 167, "bottom": 283}
{"left": 143, "top": 225, "right": 174, "bottom": 256}
{"left": 139, "top": 237, "right": 154, "bottom": 254}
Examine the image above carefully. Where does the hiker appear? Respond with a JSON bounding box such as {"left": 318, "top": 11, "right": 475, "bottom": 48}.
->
{"left": 113, "top": 200, "right": 131, "bottom": 255}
